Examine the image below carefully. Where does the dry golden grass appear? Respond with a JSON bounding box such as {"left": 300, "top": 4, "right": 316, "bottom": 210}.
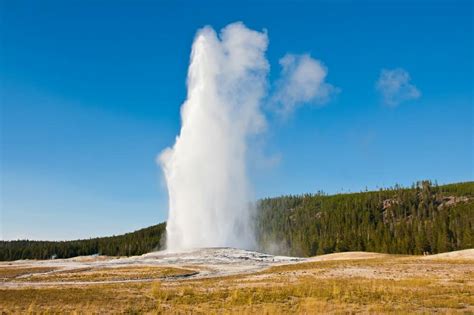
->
{"left": 18, "top": 266, "right": 196, "bottom": 283}
{"left": 151, "top": 277, "right": 472, "bottom": 314}
{"left": 0, "top": 267, "right": 58, "bottom": 281}
{"left": 1, "top": 283, "right": 156, "bottom": 313}
{"left": 1, "top": 254, "right": 473, "bottom": 314}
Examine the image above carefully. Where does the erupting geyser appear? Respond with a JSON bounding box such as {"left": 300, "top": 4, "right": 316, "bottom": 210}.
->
{"left": 159, "top": 23, "right": 269, "bottom": 251}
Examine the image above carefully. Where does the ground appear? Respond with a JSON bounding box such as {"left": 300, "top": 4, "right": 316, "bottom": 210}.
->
{"left": 1, "top": 248, "right": 473, "bottom": 313}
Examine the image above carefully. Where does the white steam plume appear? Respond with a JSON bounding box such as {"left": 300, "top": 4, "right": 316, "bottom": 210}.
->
{"left": 159, "top": 22, "right": 268, "bottom": 251}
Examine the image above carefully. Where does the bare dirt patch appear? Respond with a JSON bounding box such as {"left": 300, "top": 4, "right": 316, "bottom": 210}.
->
{"left": 309, "top": 251, "right": 392, "bottom": 262}
{"left": 422, "top": 248, "right": 474, "bottom": 260}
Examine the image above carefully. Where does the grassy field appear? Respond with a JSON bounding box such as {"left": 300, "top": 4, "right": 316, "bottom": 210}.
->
{"left": 11, "top": 266, "right": 196, "bottom": 283}
{"left": 1, "top": 252, "right": 473, "bottom": 314}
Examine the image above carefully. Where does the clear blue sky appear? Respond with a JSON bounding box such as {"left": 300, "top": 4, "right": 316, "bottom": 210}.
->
{"left": 1, "top": 0, "right": 472, "bottom": 240}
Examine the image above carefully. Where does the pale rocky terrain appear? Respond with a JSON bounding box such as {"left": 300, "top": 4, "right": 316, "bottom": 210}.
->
{"left": 1, "top": 248, "right": 473, "bottom": 313}
{"left": 0, "top": 248, "right": 303, "bottom": 287}
{"left": 1, "top": 248, "right": 472, "bottom": 287}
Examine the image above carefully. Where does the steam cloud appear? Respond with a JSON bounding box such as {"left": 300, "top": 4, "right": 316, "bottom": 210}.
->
{"left": 273, "top": 54, "right": 337, "bottom": 115}
{"left": 159, "top": 23, "right": 268, "bottom": 251}
{"left": 159, "top": 22, "right": 335, "bottom": 251}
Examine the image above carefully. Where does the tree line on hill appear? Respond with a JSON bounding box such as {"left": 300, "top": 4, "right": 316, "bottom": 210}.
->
{"left": 0, "top": 181, "right": 472, "bottom": 260}
{"left": 0, "top": 223, "right": 166, "bottom": 261}
{"left": 255, "top": 181, "right": 473, "bottom": 256}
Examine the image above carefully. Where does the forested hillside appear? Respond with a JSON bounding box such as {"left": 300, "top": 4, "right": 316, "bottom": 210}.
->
{"left": 256, "top": 181, "right": 474, "bottom": 256}
{"left": 1, "top": 181, "right": 473, "bottom": 261}
{"left": 0, "top": 223, "right": 166, "bottom": 261}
